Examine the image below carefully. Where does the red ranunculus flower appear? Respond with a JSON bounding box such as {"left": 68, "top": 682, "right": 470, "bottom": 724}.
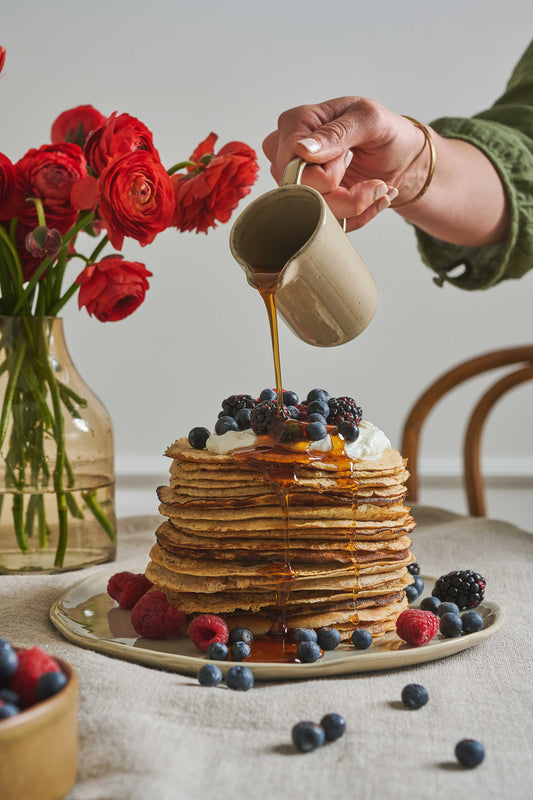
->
{"left": 73, "top": 150, "right": 175, "bottom": 249}
{"left": 0, "top": 46, "right": 6, "bottom": 76}
{"left": 84, "top": 112, "right": 158, "bottom": 176}
{"left": 51, "top": 105, "right": 107, "bottom": 148}
{"left": 14, "top": 143, "right": 87, "bottom": 234}
{"left": 76, "top": 254, "right": 152, "bottom": 322}
{"left": 171, "top": 133, "right": 259, "bottom": 234}
{"left": 0, "top": 152, "right": 16, "bottom": 217}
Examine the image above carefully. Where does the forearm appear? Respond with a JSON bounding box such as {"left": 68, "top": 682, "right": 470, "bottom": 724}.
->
{"left": 395, "top": 130, "right": 510, "bottom": 248}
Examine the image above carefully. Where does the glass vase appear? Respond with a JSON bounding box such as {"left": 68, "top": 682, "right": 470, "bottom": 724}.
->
{"left": 0, "top": 316, "right": 116, "bottom": 573}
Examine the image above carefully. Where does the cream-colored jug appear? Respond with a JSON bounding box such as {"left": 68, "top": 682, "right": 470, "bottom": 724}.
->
{"left": 229, "top": 158, "right": 378, "bottom": 347}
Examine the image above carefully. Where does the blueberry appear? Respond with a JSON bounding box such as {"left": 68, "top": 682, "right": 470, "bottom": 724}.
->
{"left": 297, "top": 641, "right": 321, "bottom": 663}
{"left": 461, "top": 610, "right": 484, "bottom": 634}
{"left": 292, "top": 628, "right": 318, "bottom": 643}
{"left": 228, "top": 627, "right": 254, "bottom": 645}
{"left": 351, "top": 629, "right": 372, "bottom": 650}
{"left": 307, "top": 400, "right": 329, "bottom": 418}
{"left": 436, "top": 601, "right": 460, "bottom": 618}
{"left": 407, "top": 562, "right": 420, "bottom": 576}
{"left": 225, "top": 665, "right": 254, "bottom": 691}
{"left": 197, "top": 663, "right": 223, "bottom": 687}
{"left": 306, "top": 421, "right": 328, "bottom": 441}
{"left": 291, "top": 721, "right": 326, "bottom": 752}
{"left": 215, "top": 416, "right": 239, "bottom": 435}
{"left": 405, "top": 584, "right": 419, "bottom": 603}
{"left": 286, "top": 405, "right": 301, "bottom": 419}
{"left": 231, "top": 641, "right": 251, "bottom": 661}
{"left": 320, "top": 713, "right": 346, "bottom": 741}
{"left": 401, "top": 683, "right": 429, "bottom": 709}
{"left": 0, "top": 639, "right": 18, "bottom": 681}
{"left": 235, "top": 407, "right": 252, "bottom": 430}
{"left": 338, "top": 421, "right": 359, "bottom": 443}
{"left": 306, "top": 389, "right": 330, "bottom": 404}
{"left": 187, "top": 426, "right": 211, "bottom": 450}
{"left": 259, "top": 388, "right": 276, "bottom": 403}
{"left": 283, "top": 390, "right": 299, "bottom": 406}
{"left": 0, "top": 688, "right": 20, "bottom": 706}
{"left": 439, "top": 612, "right": 463, "bottom": 638}
{"left": 316, "top": 628, "right": 341, "bottom": 651}
{"left": 206, "top": 642, "right": 229, "bottom": 661}
{"left": 0, "top": 703, "right": 19, "bottom": 719}
{"left": 36, "top": 671, "right": 68, "bottom": 701}
{"left": 455, "top": 739, "right": 485, "bottom": 768}
{"left": 307, "top": 412, "right": 327, "bottom": 424}
{"left": 413, "top": 576, "right": 424, "bottom": 595}
{"left": 420, "top": 596, "right": 441, "bottom": 614}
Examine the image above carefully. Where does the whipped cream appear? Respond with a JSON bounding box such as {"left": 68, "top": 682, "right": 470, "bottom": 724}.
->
{"left": 205, "top": 419, "right": 390, "bottom": 460}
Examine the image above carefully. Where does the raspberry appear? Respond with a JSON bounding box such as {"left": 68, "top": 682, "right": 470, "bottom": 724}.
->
{"left": 9, "top": 647, "right": 61, "bottom": 707}
{"left": 130, "top": 591, "right": 186, "bottom": 638}
{"left": 188, "top": 614, "right": 229, "bottom": 652}
{"left": 326, "top": 396, "right": 363, "bottom": 426}
{"left": 432, "top": 570, "right": 486, "bottom": 609}
{"left": 396, "top": 609, "right": 440, "bottom": 647}
{"left": 107, "top": 571, "right": 153, "bottom": 609}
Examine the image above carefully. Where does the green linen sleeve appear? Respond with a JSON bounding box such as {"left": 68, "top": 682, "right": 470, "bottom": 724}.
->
{"left": 414, "top": 39, "right": 533, "bottom": 290}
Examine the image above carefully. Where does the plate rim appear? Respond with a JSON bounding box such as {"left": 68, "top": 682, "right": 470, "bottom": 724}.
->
{"left": 50, "top": 568, "right": 505, "bottom": 680}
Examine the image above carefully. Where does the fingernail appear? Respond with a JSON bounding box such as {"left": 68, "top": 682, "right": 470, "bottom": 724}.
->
{"left": 388, "top": 186, "right": 399, "bottom": 201}
{"left": 373, "top": 184, "right": 388, "bottom": 202}
{"left": 297, "top": 137, "right": 321, "bottom": 154}
{"left": 344, "top": 150, "right": 353, "bottom": 168}
{"left": 377, "top": 196, "right": 391, "bottom": 213}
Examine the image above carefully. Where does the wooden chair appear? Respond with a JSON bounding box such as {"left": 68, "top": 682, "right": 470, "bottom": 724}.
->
{"left": 400, "top": 345, "right": 533, "bottom": 516}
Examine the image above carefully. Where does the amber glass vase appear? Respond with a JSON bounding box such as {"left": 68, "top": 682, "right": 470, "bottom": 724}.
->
{"left": 0, "top": 316, "right": 116, "bottom": 572}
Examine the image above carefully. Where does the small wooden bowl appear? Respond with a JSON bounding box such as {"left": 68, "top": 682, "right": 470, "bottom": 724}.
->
{"left": 0, "top": 655, "right": 78, "bottom": 800}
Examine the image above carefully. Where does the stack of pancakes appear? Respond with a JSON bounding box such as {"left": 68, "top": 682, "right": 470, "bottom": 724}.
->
{"left": 146, "top": 436, "right": 416, "bottom": 640}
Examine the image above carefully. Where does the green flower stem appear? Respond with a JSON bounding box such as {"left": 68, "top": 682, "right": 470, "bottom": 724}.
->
{"left": 0, "top": 225, "right": 24, "bottom": 293}
{"left": 12, "top": 492, "right": 28, "bottom": 552}
{"left": 82, "top": 489, "right": 116, "bottom": 544}
{"left": 37, "top": 496, "right": 48, "bottom": 548}
{"left": 88, "top": 234, "right": 109, "bottom": 263}
{"left": 66, "top": 492, "right": 84, "bottom": 519}
{"left": 0, "top": 339, "right": 27, "bottom": 452}
{"left": 27, "top": 197, "right": 47, "bottom": 228}
{"left": 167, "top": 160, "right": 195, "bottom": 176}
{"left": 48, "top": 282, "right": 80, "bottom": 316}
{"left": 25, "top": 493, "right": 40, "bottom": 538}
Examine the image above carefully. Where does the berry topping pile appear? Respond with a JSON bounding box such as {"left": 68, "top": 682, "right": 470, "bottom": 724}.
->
{"left": 187, "top": 388, "right": 364, "bottom": 449}
{"left": 432, "top": 570, "right": 486, "bottom": 609}
{"left": 0, "top": 639, "right": 68, "bottom": 718}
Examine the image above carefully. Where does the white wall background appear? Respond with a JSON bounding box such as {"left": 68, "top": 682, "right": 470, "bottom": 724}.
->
{"left": 2, "top": 1, "right": 532, "bottom": 491}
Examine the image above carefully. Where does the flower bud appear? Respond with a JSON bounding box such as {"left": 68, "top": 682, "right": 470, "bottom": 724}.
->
{"left": 25, "top": 226, "right": 62, "bottom": 259}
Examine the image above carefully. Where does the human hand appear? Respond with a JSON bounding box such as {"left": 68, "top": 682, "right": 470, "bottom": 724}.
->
{"left": 262, "top": 97, "right": 430, "bottom": 231}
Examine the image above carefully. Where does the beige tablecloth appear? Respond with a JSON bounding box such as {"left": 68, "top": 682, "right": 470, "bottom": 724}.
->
{"left": 1, "top": 507, "right": 532, "bottom": 800}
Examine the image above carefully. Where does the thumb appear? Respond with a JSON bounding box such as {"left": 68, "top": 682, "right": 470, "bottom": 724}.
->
{"left": 294, "top": 100, "right": 377, "bottom": 162}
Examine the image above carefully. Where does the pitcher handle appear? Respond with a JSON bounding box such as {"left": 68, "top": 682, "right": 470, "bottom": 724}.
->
{"left": 281, "top": 158, "right": 347, "bottom": 232}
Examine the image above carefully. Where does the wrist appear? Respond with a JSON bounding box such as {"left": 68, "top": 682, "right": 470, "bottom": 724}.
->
{"left": 392, "top": 119, "right": 435, "bottom": 208}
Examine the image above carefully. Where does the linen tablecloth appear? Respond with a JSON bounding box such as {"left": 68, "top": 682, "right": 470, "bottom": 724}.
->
{"left": 1, "top": 506, "right": 532, "bottom": 800}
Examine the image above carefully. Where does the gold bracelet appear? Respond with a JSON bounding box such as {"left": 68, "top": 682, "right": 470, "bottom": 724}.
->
{"left": 392, "top": 115, "right": 436, "bottom": 208}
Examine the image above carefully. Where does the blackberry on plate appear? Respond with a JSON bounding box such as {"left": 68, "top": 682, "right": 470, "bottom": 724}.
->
{"left": 250, "top": 401, "right": 279, "bottom": 435}
{"left": 432, "top": 570, "right": 486, "bottom": 609}
{"left": 327, "top": 397, "right": 363, "bottom": 426}
{"left": 220, "top": 394, "right": 256, "bottom": 419}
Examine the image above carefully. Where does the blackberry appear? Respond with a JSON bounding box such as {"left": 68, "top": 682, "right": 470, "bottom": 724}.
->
{"left": 432, "top": 570, "right": 486, "bottom": 610}
{"left": 220, "top": 394, "right": 257, "bottom": 419}
{"left": 327, "top": 397, "right": 363, "bottom": 426}
{"left": 250, "top": 401, "right": 278, "bottom": 435}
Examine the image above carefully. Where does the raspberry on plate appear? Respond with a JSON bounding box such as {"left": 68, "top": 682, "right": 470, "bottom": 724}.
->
{"left": 9, "top": 647, "right": 62, "bottom": 707}
{"left": 107, "top": 571, "right": 153, "bottom": 609}
{"left": 396, "top": 609, "right": 440, "bottom": 647}
{"left": 188, "top": 614, "right": 229, "bottom": 652}
{"left": 130, "top": 591, "right": 186, "bottom": 638}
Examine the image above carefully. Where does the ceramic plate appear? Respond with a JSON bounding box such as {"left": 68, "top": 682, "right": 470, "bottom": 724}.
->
{"left": 50, "top": 569, "right": 504, "bottom": 681}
